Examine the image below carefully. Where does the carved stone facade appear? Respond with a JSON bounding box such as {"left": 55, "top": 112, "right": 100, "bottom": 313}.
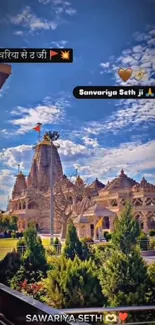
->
{"left": 7, "top": 136, "right": 63, "bottom": 234}
{"left": 95, "top": 170, "right": 155, "bottom": 233}
{"left": 7, "top": 136, "right": 155, "bottom": 239}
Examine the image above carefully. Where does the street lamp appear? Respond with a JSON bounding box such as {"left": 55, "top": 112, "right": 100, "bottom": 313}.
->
{"left": 0, "top": 63, "right": 11, "bottom": 89}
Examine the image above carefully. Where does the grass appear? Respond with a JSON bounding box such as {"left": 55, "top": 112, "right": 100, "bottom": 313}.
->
{"left": 0, "top": 237, "right": 50, "bottom": 260}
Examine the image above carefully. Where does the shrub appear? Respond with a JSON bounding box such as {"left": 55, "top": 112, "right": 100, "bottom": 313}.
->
{"left": 46, "top": 246, "right": 56, "bottom": 256}
{"left": 149, "top": 230, "right": 155, "bottom": 237}
{"left": 10, "top": 266, "right": 44, "bottom": 290}
{"left": 17, "top": 238, "right": 26, "bottom": 256}
{"left": 12, "top": 231, "right": 16, "bottom": 238}
{"left": 104, "top": 231, "right": 111, "bottom": 241}
{"left": 149, "top": 238, "right": 155, "bottom": 250}
{"left": 139, "top": 231, "right": 149, "bottom": 251}
{"left": 44, "top": 256, "right": 105, "bottom": 308}
{"left": 0, "top": 251, "right": 21, "bottom": 285}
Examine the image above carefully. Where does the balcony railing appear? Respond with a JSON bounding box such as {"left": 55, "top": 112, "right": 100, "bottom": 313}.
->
{"left": 0, "top": 283, "right": 155, "bottom": 325}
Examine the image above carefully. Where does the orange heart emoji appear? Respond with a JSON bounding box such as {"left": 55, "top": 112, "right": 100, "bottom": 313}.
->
{"left": 119, "top": 312, "right": 128, "bottom": 322}
{"left": 118, "top": 68, "right": 132, "bottom": 82}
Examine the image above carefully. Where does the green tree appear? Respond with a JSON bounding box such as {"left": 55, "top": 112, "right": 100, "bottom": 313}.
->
{"left": 0, "top": 251, "right": 21, "bottom": 285}
{"left": 9, "top": 215, "right": 18, "bottom": 231}
{"left": 0, "top": 214, "right": 18, "bottom": 232}
{"left": 22, "top": 222, "right": 47, "bottom": 273}
{"left": 147, "top": 262, "right": 155, "bottom": 304}
{"left": 44, "top": 256, "right": 105, "bottom": 308}
{"left": 112, "top": 202, "right": 140, "bottom": 254}
{"left": 11, "top": 222, "right": 47, "bottom": 289}
{"left": 99, "top": 202, "right": 150, "bottom": 321}
{"left": 63, "top": 222, "right": 84, "bottom": 260}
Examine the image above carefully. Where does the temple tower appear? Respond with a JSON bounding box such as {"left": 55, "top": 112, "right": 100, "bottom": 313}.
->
{"left": 27, "top": 135, "right": 63, "bottom": 192}
{"left": 12, "top": 171, "right": 27, "bottom": 199}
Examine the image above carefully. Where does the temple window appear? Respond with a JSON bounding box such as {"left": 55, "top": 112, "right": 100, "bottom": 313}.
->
{"left": 19, "top": 203, "right": 22, "bottom": 210}
{"left": 68, "top": 196, "right": 73, "bottom": 204}
{"left": 28, "top": 201, "right": 38, "bottom": 209}
{"left": 23, "top": 202, "right": 26, "bottom": 209}
{"left": 90, "top": 224, "right": 94, "bottom": 238}
{"left": 133, "top": 198, "right": 143, "bottom": 206}
{"left": 120, "top": 199, "right": 126, "bottom": 206}
{"left": 146, "top": 198, "right": 155, "bottom": 206}
{"left": 111, "top": 199, "right": 118, "bottom": 207}
{"left": 135, "top": 214, "right": 143, "bottom": 229}
{"left": 149, "top": 216, "right": 155, "bottom": 229}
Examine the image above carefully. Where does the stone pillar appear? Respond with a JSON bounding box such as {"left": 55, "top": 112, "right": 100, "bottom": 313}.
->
{"left": 143, "top": 214, "right": 149, "bottom": 233}
{"left": 143, "top": 218, "right": 149, "bottom": 233}
{"left": 25, "top": 199, "right": 28, "bottom": 210}
{"left": 110, "top": 216, "right": 114, "bottom": 231}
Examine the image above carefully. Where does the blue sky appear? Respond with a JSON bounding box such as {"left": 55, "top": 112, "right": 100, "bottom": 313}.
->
{"left": 0, "top": 0, "right": 155, "bottom": 209}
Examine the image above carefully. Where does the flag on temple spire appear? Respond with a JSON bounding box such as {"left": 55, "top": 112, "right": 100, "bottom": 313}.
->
{"left": 33, "top": 122, "right": 42, "bottom": 132}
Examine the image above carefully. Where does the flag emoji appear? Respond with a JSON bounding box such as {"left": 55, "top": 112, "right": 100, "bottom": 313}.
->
{"left": 33, "top": 123, "right": 42, "bottom": 132}
{"left": 95, "top": 217, "right": 103, "bottom": 230}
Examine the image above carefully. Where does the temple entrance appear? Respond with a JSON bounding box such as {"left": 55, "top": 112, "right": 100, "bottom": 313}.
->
{"left": 104, "top": 216, "right": 110, "bottom": 229}
{"left": 90, "top": 224, "right": 94, "bottom": 238}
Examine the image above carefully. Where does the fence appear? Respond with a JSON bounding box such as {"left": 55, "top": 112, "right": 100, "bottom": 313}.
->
{"left": 0, "top": 281, "right": 155, "bottom": 325}
{"left": 0, "top": 240, "right": 155, "bottom": 260}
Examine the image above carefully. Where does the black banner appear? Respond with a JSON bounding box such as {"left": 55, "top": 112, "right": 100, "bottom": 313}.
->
{"left": 0, "top": 48, "right": 73, "bottom": 63}
{"left": 73, "top": 86, "right": 155, "bottom": 99}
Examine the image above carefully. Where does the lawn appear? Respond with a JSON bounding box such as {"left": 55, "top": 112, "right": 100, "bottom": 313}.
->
{"left": 0, "top": 237, "right": 50, "bottom": 260}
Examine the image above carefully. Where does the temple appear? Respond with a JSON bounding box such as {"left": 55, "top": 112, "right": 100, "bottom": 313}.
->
{"left": 7, "top": 134, "right": 155, "bottom": 239}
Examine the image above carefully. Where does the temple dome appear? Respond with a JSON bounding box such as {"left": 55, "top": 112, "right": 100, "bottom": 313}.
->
{"left": 12, "top": 171, "right": 27, "bottom": 199}
{"left": 101, "top": 169, "right": 137, "bottom": 193}
{"left": 132, "top": 177, "right": 155, "bottom": 192}
{"left": 89, "top": 178, "right": 105, "bottom": 191}
{"left": 38, "top": 139, "right": 51, "bottom": 146}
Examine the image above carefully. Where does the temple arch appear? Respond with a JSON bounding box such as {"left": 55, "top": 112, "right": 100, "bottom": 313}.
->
{"left": 23, "top": 201, "right": 26, "bottom": 209}
{"left": 28, "top": 200, "right": 38, "bottom": 209}
{"left": 134, "top": 213, "right": 144, "bottom": 229}
{"left": 111, "top": 199, "right": 118, "bottom": 207}
{"left": 133, "top": 198, "right": 143, "bottom": 206}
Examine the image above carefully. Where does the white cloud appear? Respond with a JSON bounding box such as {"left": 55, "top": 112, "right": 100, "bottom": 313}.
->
{"left": 50, "top": 40, "right": 68, "bottom": 48}
{"left": 100, "top": 62, "right": 110, "bottom": 69}
{"left": 82, "top": 136, "right": 99, "bottom": 147}
{"left": 0, "top": 145, "right": 33, "bottom": 169}
{"left": 71, "top": 140, "right": 155, "bottom": 182}
{"left": 10, "top": 6, "right": 57, "bottom": 32}
{"left": 0, "top": 170, "right": 15, "bottom": 209}
{"left": 13, "top": 30, "right": 23, "bottom": 35}
{"left": 9, "top": 97, "right": 68, "bottom": 134}
{"left": 84, "top": 99, "right": 155, "bottom": 135}
{"left": 100, "top": 26, "right": 155, "bottom": 86}
{"left": 65, "top": 8, "right": 76, "bottom": 16}
{"left": 10, "top": 2, "right": 76, "bottom": 33}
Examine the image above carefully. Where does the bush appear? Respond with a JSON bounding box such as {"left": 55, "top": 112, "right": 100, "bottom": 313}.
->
{"left": 12, "top": 231, "right": 16, "bottom": 238}
{"left": 10, "top": 266, "right": 44, "bottom": 290}
{"left": 17, "top": 238, "right": 26, "bottom": 255}
{"left": 139, "top": 231, "right": 149, "bottom": 251}
{"left": 46, "top": 246, "right": 56, "bottom": 256}
{"left": 44, "top": 256, "right": 105, "bottom": 308}
{"left": 104, "top": 231, "right": 111, "bottom": 241}
{"left": 0, "top": 251, "right": 21, "bottom": 285}
{"left": 149, "top": 230, "right": 155, "bottom": 237}
{"left": 149, "top": 238, "right": 155, "bottom": 250}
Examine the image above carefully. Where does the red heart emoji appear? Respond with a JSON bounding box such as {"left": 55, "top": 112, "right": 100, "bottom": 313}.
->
{"left": 119, "top": 313, "right": 128, "bottom": 322}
